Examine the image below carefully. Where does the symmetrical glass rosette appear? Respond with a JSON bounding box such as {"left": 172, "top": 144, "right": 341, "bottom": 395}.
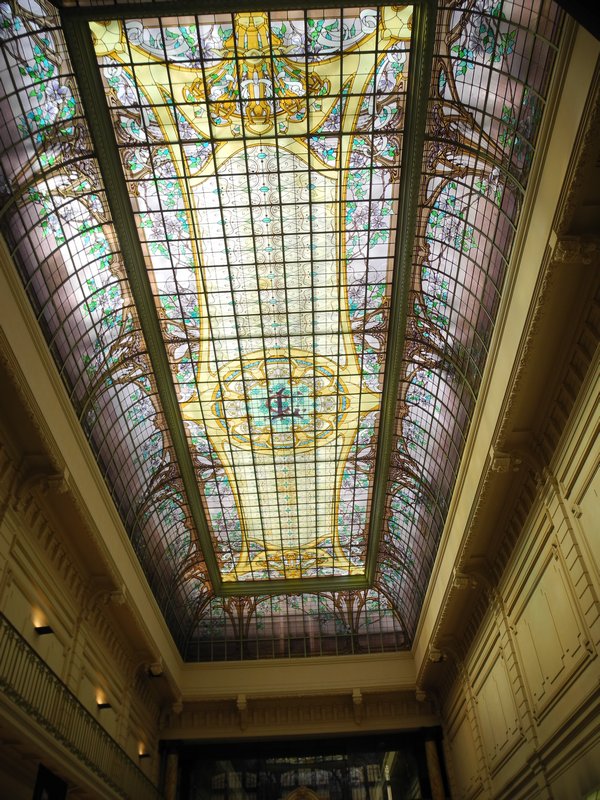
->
{"left": 0, "top": 0, "right": 212, "bottom": 649}
{"left": 91, "top": 7, "right": 411, "bottom": 582}
{"left": 378, "top": 0, "right": 563, "bottom": 633}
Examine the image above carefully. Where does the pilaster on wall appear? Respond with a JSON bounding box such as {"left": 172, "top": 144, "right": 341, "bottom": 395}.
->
{"left": 442, "top": 344, "right": 600, "bottom": 800}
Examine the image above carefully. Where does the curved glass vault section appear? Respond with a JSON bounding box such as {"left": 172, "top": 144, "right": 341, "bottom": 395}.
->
{"left": 0, "top": 0, "right": 563, "bottom": 659}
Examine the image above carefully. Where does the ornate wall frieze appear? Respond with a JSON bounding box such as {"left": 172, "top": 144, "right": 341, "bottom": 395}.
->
{"left": 161, "top": 691, "right": 439, "bottom": 739}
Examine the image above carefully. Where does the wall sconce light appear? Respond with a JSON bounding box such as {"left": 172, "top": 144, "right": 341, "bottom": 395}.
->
{"left": 96, "top": 690, "right": 111, "bottom": 710}
{"left": 34, "top": 624, "right": 53, "bottom": 635}
{"left": 138, "top": 750, "right": 151, "bottom": 760}
{"left": 32, "top": 608, "right": 53, "bottom": 635}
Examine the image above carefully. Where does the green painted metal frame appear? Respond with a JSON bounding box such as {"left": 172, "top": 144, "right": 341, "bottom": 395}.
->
{"left": 363, "top": 0, "right": 437, "bottom": 585}
{"left": 60, "top": 0, "right": 437, "bottom": 597}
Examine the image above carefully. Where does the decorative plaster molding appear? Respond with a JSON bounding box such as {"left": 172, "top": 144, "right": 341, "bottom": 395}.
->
{"left": 428, "top": 646, "right": 444, "bottom": 663}
{"left": 494, "top": 243, "right": 556, "bottom": 448}
{"left": 451, "top": 569, "right": 478, "bottom": 590}
{"left": 237, "top": 694, "right": 248, "bottom": 730}
{"left": 0, "top": 440, "right": 168, "bottom": 713}
{"left": 552, "top": 235, "right": 600, "bottom": 265}
{"left": 85, "top": 579, "right": 127, "bottom": 612}
{"left": 171, "top": 698, "right": 183, "bottom": 715}
{"left": 352, "top": 688, "right": 363, "bottom": 725}
{"left": 419, "top": 198, "right": 599, "bottom": 696}
{"left": 489, "top": 446, "right": 522, "bottom": 474}
{"left": 0, "top": 329, "right": 62, "bottom": 476}
{"left": 161, "top": 690, "right": 439, "bottom": 739}
{"left": 571, "top": 504, "right": 583, "bottom": 519}
{"left": 109, "top": 587, "right": 127, "bottom": 606}
{"left": 9, "top": 455, "right": 70, "bottom": 513}
{"left": 148, "top": 658, "right": 164, "bottom": 678}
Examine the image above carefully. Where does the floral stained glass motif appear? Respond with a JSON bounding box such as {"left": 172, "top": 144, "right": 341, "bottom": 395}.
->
{"left": 0, "top": 0, "right": 211, "bottom": 649}
{"left": 0, "top": 0, "right": 563, "bottom": 660}
{"left": 378, "top": 0, "right": 563, "bottom": 633}
{"left": 92, "top": 8, "right": 412, "bottom": 582}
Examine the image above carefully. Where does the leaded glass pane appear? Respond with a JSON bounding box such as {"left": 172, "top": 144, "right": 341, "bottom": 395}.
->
{"left": 91, "top": 8, "right": 412, "bottom": 582}
{"left": 0, "top": 0, "right": 564, "bottom": 659}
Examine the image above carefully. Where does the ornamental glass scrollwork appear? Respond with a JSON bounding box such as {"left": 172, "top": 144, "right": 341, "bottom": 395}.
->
{"left": 0, "top": 0, "right": 563, "bottom": 659}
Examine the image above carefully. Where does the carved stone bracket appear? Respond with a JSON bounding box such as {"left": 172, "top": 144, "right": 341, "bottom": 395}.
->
{"left": 461, "top": 558, "right": 494, "bottom": 593}
{"left": 428, "top": 646, "right": 444, "bottom": 663}
{"left": 352, "top": 688, "right": 363, "bottom": 725}
{"left": 162, "top": 690, "right": 441, "bottom": 738}
{"left": 12, "top": 456, "right": 70, "bottom": 510}
{"left": 148, "top": 657, "right": 164, "bottom": 678}
{"left": 84, "top": 580, "right": 127, "bottom": 618}
{"left": 172, "top": 697, "right": 183, "bottom": 715}
{"left": 237, "top": 694, "right": 248, "bottom": 731}
{"left": 552, "top": 235, "right": 600, "bottom": 265}
{"left": 489, "top": 445, "right": 522, "bottom": 474}
{"left": 109, "top": 587, "right": 127, "bottom": 606}
{"left": 452, "top": 567, "right": 478, "bottom": 590}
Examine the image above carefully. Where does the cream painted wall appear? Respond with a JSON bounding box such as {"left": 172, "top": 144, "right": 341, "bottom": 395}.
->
{"left": 443, "top": 348, "right": 600, "bottom": 800}
{"left": 0, "top": 432, "right": 162, "bottom": 788}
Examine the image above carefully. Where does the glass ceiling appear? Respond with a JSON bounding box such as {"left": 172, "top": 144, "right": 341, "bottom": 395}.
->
{"left": 0, "top": 0, "right": 563, "bottom": 659}
{"left": 91, "top": 8, "right": 411, "bottom": 584}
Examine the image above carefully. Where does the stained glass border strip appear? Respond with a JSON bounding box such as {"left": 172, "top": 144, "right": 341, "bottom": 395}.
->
{"left": 55, "top": 0, "right": 409, "bottom": 20}
{"left": 363, "top": 0, "right": 437, "bottom": 584}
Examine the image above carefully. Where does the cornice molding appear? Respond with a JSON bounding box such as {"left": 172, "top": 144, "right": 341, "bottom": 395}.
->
{"left": 409, "top": 22, "right": 581, "bottom": 666}
{"left": 493, "top": 243, "right": 556, "bottom": 449}
{"left": 0, "top": 237, "right": 183, "bottom": 681}
{"left": 553, "top": 61, "right": 600, "bottom": 236}
{"left": 0, "top": 329, "right": 65, "bottom": 479}
{"left": 0, "top": 449, "right": 137, "bottom": 681}
{"left": 161, "top": 690, "right": 439, "bottom": 740}
{"left": 418, "top": 277, "right": 599, "bottom": 699}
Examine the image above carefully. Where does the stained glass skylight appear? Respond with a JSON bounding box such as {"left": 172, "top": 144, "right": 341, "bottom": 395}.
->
{"left": 0, "top": 0, "right": 563, "bottom": 659}
{"left": 88, "top": 8, "right": 411, "bottom": 583}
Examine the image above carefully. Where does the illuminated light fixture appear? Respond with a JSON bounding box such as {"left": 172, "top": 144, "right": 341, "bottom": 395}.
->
{"left": 138, "top": 742, "right": 150, "bottom": 759}
{"left": 96, "top": 690, "right": 111, "bottom": 709}
{"left": 34, "top": 624, "right": 53, "bottom": 635}
{"left": 32, "top": 609, "right": 52, "bottom": 635}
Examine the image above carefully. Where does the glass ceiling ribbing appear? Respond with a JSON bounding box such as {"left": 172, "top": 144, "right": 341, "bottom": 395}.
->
{"left": 0, "top": 0, "right": 563, "bottom": 659}
{"left": 91, "top": 8, "right": 412, "bottom": 583}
